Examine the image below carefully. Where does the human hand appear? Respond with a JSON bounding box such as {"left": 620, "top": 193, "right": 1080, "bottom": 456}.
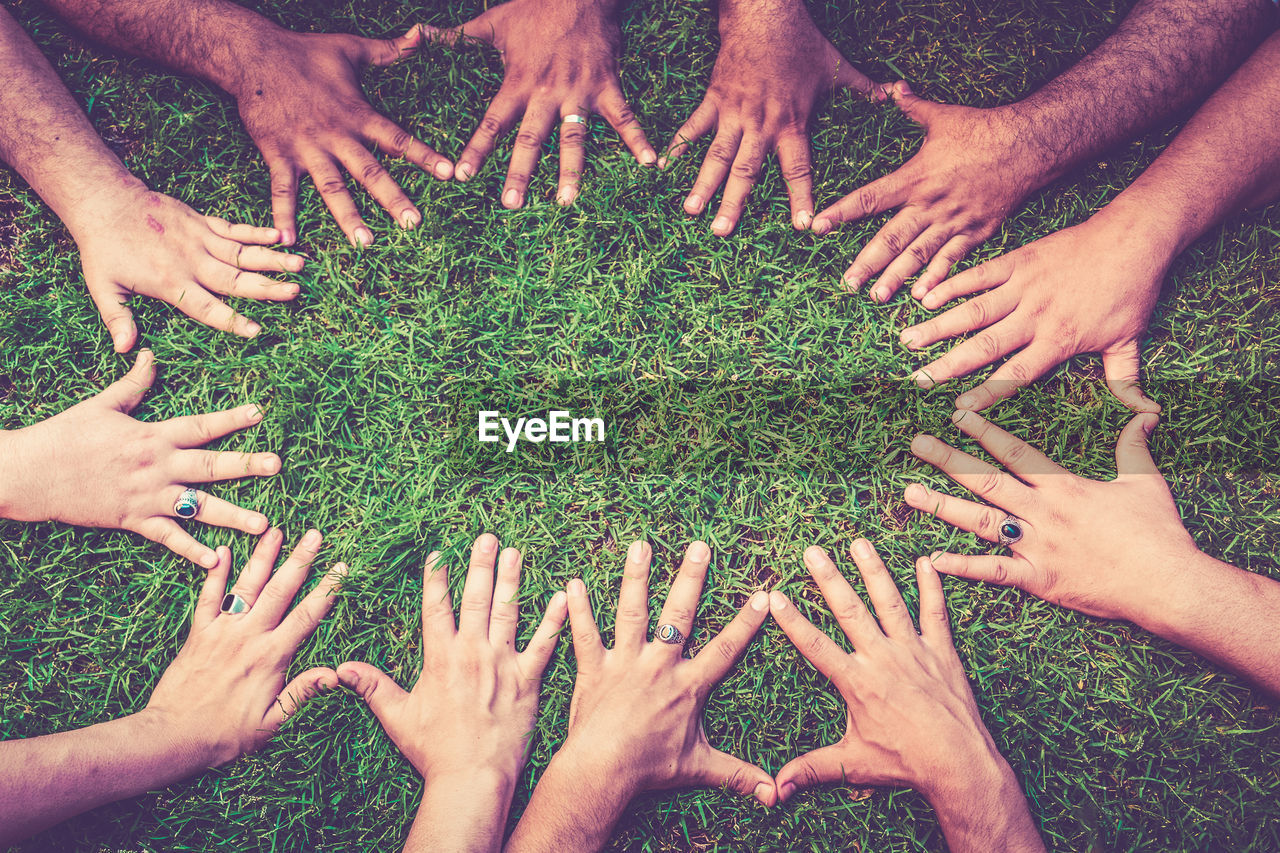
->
{"left": 662, "top": 0, "right": 880, "bottom": 235}
{"left": 337, "top": 533, "right": 568, "bottom": 783}
{"left": 143, "top": 528, "right": 344, "bottom": 767}
{"left": 811, "top": 83, "right": 1045, "bottom": 302}
{"left": 69, "top": 182, "right": 304, "bottom": 352}
{"left": 433, "top": 0, "right": 656, "bottom": 208}
{"left": 555, "top": 540, "right": 775, "bottom": 805}
{"left": 0, "top": 350, "right": 281, "bottom": 568}
{"left": 898, "top": 209, "right": 1167, "bottom": 412}
{"left": 232, "top": 25, "right": 453, "bottom": 246}
{"left": 906, "top": 409, "right": 1201, "bottom": 624}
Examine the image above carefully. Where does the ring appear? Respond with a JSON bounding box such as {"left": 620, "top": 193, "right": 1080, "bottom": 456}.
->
{"left": 997, "top": 516, "right": 1025, "bottom": 546}
{"left": 562, "top": 114, "right": 588, "bottom": 126}
{"left": 220, "top": 593, "right": 250, "bottom": 615}
{"left": 655, "top": 624, "right": 685, "bottom": 645}
{"left": 173, "top": 487, "right": 200, "bottom": 519}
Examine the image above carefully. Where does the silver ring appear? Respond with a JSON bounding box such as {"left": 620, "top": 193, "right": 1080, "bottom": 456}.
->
{"left": 220, "top": 593, "right": 250, "bottom": 615}
{"left": 997, "top": 516, "right": 1024, "bottom": 546}
{"left": 173, "top": 487, "right": 200, "bottom": 519}
{"left": 655, "top": 624, "right": 685, "bottom": 645}
{"left": 561, "top": 113, "right": 588, "bottom": 126}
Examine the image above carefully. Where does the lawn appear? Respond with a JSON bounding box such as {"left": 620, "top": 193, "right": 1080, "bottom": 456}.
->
{"left": 1, "top": 0, "right": 1279, "bottom": 850}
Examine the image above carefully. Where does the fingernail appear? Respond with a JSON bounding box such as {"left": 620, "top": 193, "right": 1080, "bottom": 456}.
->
{"left": 400, "top": 210, "right": 421, "bottom": 229}
{"left": 930, "top": 550, "right": 944, "bottom": 561}
{"left": 354, "top": 227, "right": 373, "bottom": 247}
{"left": 250, "top": 514, "right": 268, "bottom": 533}
{"left": 479, "top": 533, "right": 498, "bottom": 555}
{"left": 769, "top": 590, "right": 788, "bottom": 611}
{"left": 956, "top": 394, "right": 977, "bottom": 410}
{"left": 779, "top": 782, "right": 796, "bottom": 802}
{"left": 289, "top": 256, "right": 305, "bottom": 272}
{"left": 426, "top": 550, "right": 441, "bottom": 564}
{"left": 568, "top": 578, "right": 586, "bottom": 597}
{"left": 302, "top": 529, "right": 321, "bottom": 548}
{"left": 811, "top": 217, "right": 830, "bottom": 234}
{"left": 904, "top": 483, "right": 926, "bottom": 502}
{"left": 750, "top": 590, "right": 768, "bottom": 611}
{"left": 502, "top": 189, "right": 521, "bottom": 208}
{"left": 263, "top": 455, "right": 282, "bottom": 474}
{"left": 246, "top": 404, "right": 264, "bottom": 421}
{"left": 711, "top": 216, "right": 731, "bottom": 234}
{"left": 245, "top": 322, "right": 262, "bottom": 337}
{"left": 688, "top": 541, "right": 711, "bottom": 562}
{"left": 551, "top": 590, "right": 568, "bottom": 608}
{"left": 434, "top": 161, "right": 454, "bottom": 179}
{"left": 627, "top": 540, "right": 644, "bottom": 560}
{"left": 199, "top": 551, "right": 218, "bottom": 569}
{"left": 333, "top": 562, "right": 350, "bottom": 578}
{"left": 871, "top": 287, "right": 887, "bottom": 303}
{"left": 754, "top": 782, "right": 773, "bottom": 803}
{"left": 951, "top": 409, "right": 966, "bottom": 424}
{"left": 900, "top": 331, "right": 916, "bottom": 348}
{"left": 922, "top": 293, "right": 940, "bottom": 309}
{"left": 684, "top": 194, "right": 703, "bottom": 214}
{"left": 556, "top": 189, "right": 577, "bottom": 206}
{"left": 280, "top": 229, "right": 295, "bottom": 246}
{"left": 656, "top": 155, "right": 669, "bottom": 169}
{"left": 1143, "top": 414, "right": 1158, "bottom": 435}
{"left": 455, "top": 163, "right": 472, "bottom": 181}
{"left": 795, "top": 211, "right": 813, "bottom": 230}
{"left": 853, "top": 538, "right": 873, "bottom": 558}
{"left": 639, "top": 149, "right": 657, "bottom": 166}
{"left": 911, "top": 371, "right": 935, "bottom": 390}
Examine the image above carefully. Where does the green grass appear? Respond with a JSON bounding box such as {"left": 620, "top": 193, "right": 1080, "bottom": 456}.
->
{"left": 2, "top": 0, "right": 1279, "bottom": 850}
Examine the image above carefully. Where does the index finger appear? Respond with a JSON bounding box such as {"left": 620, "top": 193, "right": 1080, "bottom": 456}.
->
{"left": 691, "top": 590, "right": 768, "bottom": 683}
{"left": 810, "top": 170, "right": 906, "bottom": 235}
{"left": 909, "top": 433, "right": 1033, "bottom": 509}
{"left": 365, "top": 113, "right": 454, "bottom": 180}
{"left": 949, "top": 409, "right": 1063, "bottom": 482}
{"left": 421, "top": 551, "right": 456, "bottom": 641}
{"left": 768, "top": 590, "right": 849, "bottom": 680}
{"left": 163, "top": 403, "right": 265, "bottom": 448}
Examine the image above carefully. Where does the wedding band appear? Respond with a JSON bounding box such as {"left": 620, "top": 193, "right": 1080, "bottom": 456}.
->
{"left": 997, "top": 516, "right": 1025, "bottom": 546}
{"left": 562, "top": 114, "right": 588, "bottom": 125}
{"left": 655, "top": 624, "right": 685, "bottom": 645}
{"left": 173, "top": 487, "right": 200, "bottom": 519}
{"left": 220, "top": 593, "right": 250, "bottom": 615}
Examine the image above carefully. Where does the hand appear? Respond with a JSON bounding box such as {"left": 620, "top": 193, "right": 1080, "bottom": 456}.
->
{"left": 0, "top": 350, "right": 282, "bottom": 567}
{"left": 906, "top": 409, "right": 1201, "bottom": 624}
{"left": 811, "top": 83, "right": 1043, "bottom": 303}
{"left": 898, "top": 209, "right": 1167, "bottom": 412}
{"left": 434, "top": 0, "right": 656, "bottom": 208}
{"left": 557, "top": 540, "right": 775, "bottom": 805}
{"left": 662, "top": 0, "right": 880, "bottom": 235}
{"left": 232, "top": 25, "right": 453, "bottom": 246}
{"left": 337, "top": 533, "right": 568, "bottom": 782}
{"left": 70, "top": 182, "right": 304, "bottom": 352}
{"left": 143, "top": 528, "right": 344, "bottom": 767}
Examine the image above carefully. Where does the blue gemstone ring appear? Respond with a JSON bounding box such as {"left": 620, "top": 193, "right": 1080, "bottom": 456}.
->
{"left": 997, "top": 516, "right": 1025, "bottom": 546}
{"left": 173, "top": 487, "right": 200, "bottom": 520}
{"left": 655, "top": 623, "right": 685, "bottom": 645}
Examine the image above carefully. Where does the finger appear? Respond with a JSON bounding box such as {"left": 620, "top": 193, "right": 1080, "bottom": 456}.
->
{"left": 867, "top": 226, "right": 952, "bottom": 304}
{"left": 614, "top": 539, "right": 653, "bottom": 651}
{"left": 684, "top": 126, "right": 741, "bottom": 216}
{"left": 810, "top": 171, "right": 906, "bottom": 236}
{"left": 768, "top": 591, "right": 848, "bottom": 680}
{"left": 802, "top": 545, "right": 878, "bottom": 647}
{"left": 266, "top": 158, "right": 300, "bottom": 246}
{"left": 691, "top": 590, "right": 768, "bottom": 683}
{"left": 899, "top": 287, "right": 1019, "bottom": 354}
{"left": 274, "top": 561, "right": 348, "bottom": 649}
{"left": 221, "top": 526, "right": 285, "bottom": 607}
{"left": 356, "top": 26, "right": 423, "bottom": 67}
{"left": 833, "top": 57, "right": 875, "bottom": 95}
{"left": 691, "top": 747, "right": 777, "bottom": 807}
{"left": 366, "top": 113, "right": 454, "bottom": 180}
{"left": 660, "top": 99, "right": 717, "bottom": 168}
{"left": 847, "top": 538, "right": 915, "bottom": 640}
{"left": 948, "top": 409, "right": 1062, "bottom": 482}
{"left": 710, "top": 134, "right": 766, "bottom": 236}
{"left": 914, "top": 557, "right": 952, "bottom": 645}
{"left": 134, "top": 516, "right": 218, "bottom": 569}
{"left": 170, "top": 286, "right": 262, "bottom": 339}
{"left": 96, "top": 349, "right": 155, "bottom": 412}
{"left": 421, "top": 550, "right": 456, "bottom": 641}
{"left": 338, "top": 144, "right": 421, "bottom": 230}
{"left": 910, "top": 234, "right": 980, "bottom": 301}
{"left": 654, "top": 540, "right": 711, "bottom": 647}
{"left": 566, "top": 577, "right": 605, "bottom": 670}
{"left": 247, "top": 528, "right": 324, "bottom": 629}
{"left": 163, "top": 403, "right": 266, "bottom": 448}
{"left": 517, "top": 589, "right": 569, "bottom": 678}
{"left": 890, "top": 80, "right": 943, "bottom": 129}
{"left": 929, "top": 551, "right": 1034, "bottom": 590}
{"left": 180, "top": 489, "right": 268, "bottom": 535}
{"left": 176, "top": 449, "right": 282, "bottom": 483}
{"left": 262, "top": 667, "right": 340, "bottom": 732}
{"left": 502, "top": 103, "right": 558, "bottom": 209}
{"left": 489, "top": 545, "right": 523, "bottom": 648}
{"left": 304, "top": 156, "right": 370, "bottom": 246}
{"left": 202, "top": 238, "right": 304, "bottom": 275}
{"left": 909, "top": 316, "right": 1029, "bottom": 391}
{"left": 455, "top": 90, "right": 523, "bottom": 182}
{"left": 1103, "top": 341, "right": 1161, "bottom": 414}
{"left": 776, "top": 132, "right": 815, "bottom": 230}
{"left": 902, "top": 482, "right": 1005, "bottom": 542}
{"left": 775, "top": 744, "right": 861, "bottom": 803}
{"left": 597, "top": 83, "right": 656, "bottom": 165}
{"left": 909, "top": 433, "right": 1032, "bottom": 509}
{"left": 953, "top": 341, "right": 1061, "bottom": 411}
{"left": 85, "top": 277, "right": 138, "bottom": 353}
{"left": 197, "top": 262, "right": 300, "bottom": 302}
{"left": 840, "top": 210, "right": 926, "bottom": 292}
{"left": 458, "top": 533, "right": 499, "bottom": 637}
{"left": 193, "top": 545, "right": 233, "bottom": 630}
{"left": 337, "top": 660, "right": 411, "bottom": 723}
{"left": 202, "top": 217, "right": 283, "bottom": 247}
{"left": 556, "top": 110, "right": 588, "bottom": 206}
{"left": 920, "top": 254, "right": 1014, "bottom": 311}
{"left": 1114, "top": 412, "right": 1162, "bottom": 478}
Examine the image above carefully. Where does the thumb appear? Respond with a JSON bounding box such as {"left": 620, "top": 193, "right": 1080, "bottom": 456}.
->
{"left": 1114, "top": 412, "right": 1162, "bottom": 478}
{"left": 337, "top": 661, "right": 410, "bottom": 722}
{"left": 692, "top": 746, "right": 778, "bottom": 807}
{"left": 359, "top": 25, "right": 424, "bottom": 67}
{"left": 86, "top": 278, "right": 137, "bottom": 353}
{"left": 831, "top": 52, "right": 874, "bottom": 97}
{"left": 96, "top": 348, "right": 156, "bottom": 413}
{"left": 1103, "top": 341, "right": 1160, "bottom": 414}
{"left": 775, "top": 744, "right": 862, "bottom": 804}
{"left": 421, "top": 11, "right": 502, "bottom": 49}
{"left": 262, "top": 667, "right": 340, "bottom": 731}
{"left": 890, "top": 81, "right": 941, "bottom": 128}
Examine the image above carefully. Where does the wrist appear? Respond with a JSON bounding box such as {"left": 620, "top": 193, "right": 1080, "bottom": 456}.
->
{"left": 1133, "top": 549, "right": 1233, "bottom": 642}
{"left": 1091, "top": 191, "right": 1190, "bottom": 261}
{"left": 0, "top": 427, "right": 47, "bottom": 522}
{"left": 547, "top": 737, "right": 642, "bottom": 798}
{"left": 60, "top": 173, "right": 151, "bottom": 242}
{"left": 124, "top": 708, "right": 221, "bottom": 774}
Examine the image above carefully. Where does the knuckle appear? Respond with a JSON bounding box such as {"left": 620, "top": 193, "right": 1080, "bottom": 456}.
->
{"left": 318, "top": 178, "right": 348, "bottom": 196}
{"left": 975, "top": 507, "right": 1002, "bottom": 537}
{"left": 514, "top": 130, "right": 543, "bottom": 150}
{"left": 478, "top": 116, "right": 505, "bottom": 137}
{"left": 803, "top": 634, "right": 829, "bottom": 660}
{"left": 713, "top": 636, "right": 740, "bottom": 665}
{"left": 386, "top": 128, "right": 412, "bottom": 155}
{"left": 359, "top": 160, "right": 388, "bottom": 183}
{"left": 974, "top": 332, "right": 1002, "bottom": 361}
{"left": 729, "top": 160, "right": 759, "bottom": 181}
{"left": 975, "top": 470, "right": 1004, "bottom": 496}
{"left": 781, "top": 162, "right": 812, "bottom": 182}
{"left": 705, "top": 142, "right": 736, "bottom": 166}
{"left": 880, "top": 229, "right": 909, "bottom": 255}
{"left": 965, "top": 299, "right": 991, "bottom": 328}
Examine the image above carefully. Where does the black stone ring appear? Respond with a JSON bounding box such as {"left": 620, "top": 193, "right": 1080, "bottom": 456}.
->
{"left": 655, "top": 624, "right": 685, "bottom": 645}
{"left": 997, "top": 516, "right": 1025, "bottom": 547}
{"left": 173, "top": 487, "right": 200, "bottom": 519}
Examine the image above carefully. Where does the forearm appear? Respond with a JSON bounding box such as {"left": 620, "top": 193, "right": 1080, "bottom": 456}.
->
{"left": 505, "top": 749, "right": 636, "bottom": 853}
{"left": 0, "top": 709, "right": 211, "bottom": 844}
{"left": 1003, "top": 0, "right": 1276, "bottom": 187}
{"left": 403, "top": 770, "right": 518, "bottom": 853}
{"left": 0, "top": 427, "right": 46, "bottom": 523}
{"left": 925, "top": 752, "right": 1045, "bottom": 853}
{"left": 0, "top": 9, "right": 138, "bottom": 225}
